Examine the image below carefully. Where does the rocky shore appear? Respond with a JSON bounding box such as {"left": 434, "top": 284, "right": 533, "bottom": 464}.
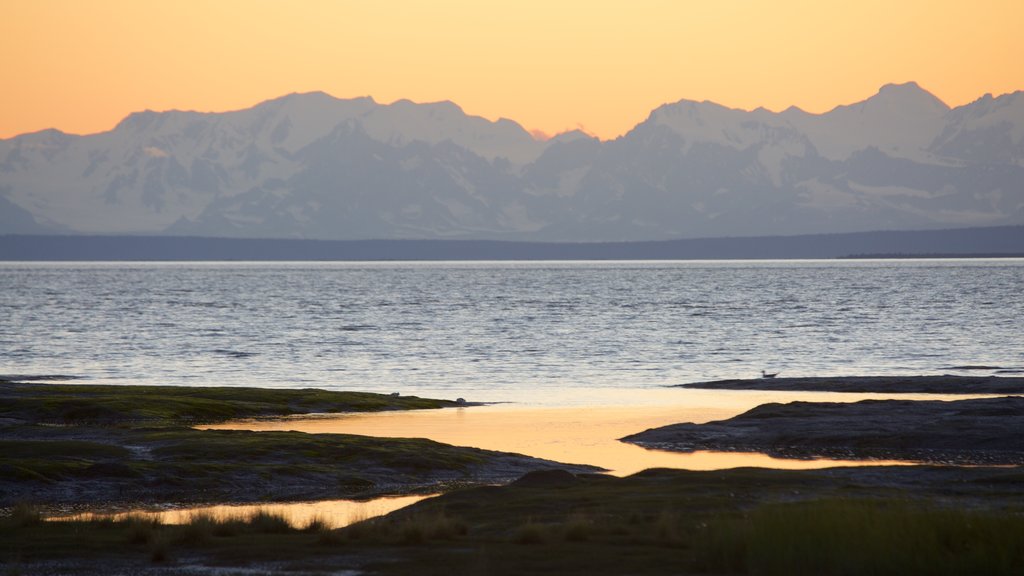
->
{"left": 624, "top": 395, "right": 1024, "bottom": 465}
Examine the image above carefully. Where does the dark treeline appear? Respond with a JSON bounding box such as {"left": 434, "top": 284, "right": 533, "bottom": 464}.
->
{"left": 1, "top": 225, "right": 1022, "bottom": 261}
{"left": 840, "top": 253, "right": 1024, "bottom": 259}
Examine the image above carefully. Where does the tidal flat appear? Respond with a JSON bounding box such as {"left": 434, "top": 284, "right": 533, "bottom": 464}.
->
{"left": 0, "top": 380, "right": 597, "bottom": 512}
{"left": 3, "top": 376, "right": 1024, "bottom": 575}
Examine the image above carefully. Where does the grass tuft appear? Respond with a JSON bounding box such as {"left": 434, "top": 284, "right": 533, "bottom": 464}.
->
{"left": 175, "top": 512, "right": 215, "bottom": 545}
{"left": 148, "top": 533, "right": 170, "bottom": 563}
{"left": 303, "top": 514, "right": 332, "bottom": 533}
{"left": 512, "top": 521, "right": 549, "bottom": 545}
{"left": 561, "top": 513, "right": 595, "bottom": 542}
{"left": 246, "top": 509, "right": 292, "bottom": 534}
{"left": 7, "top": 503, "right": 41, "bottom": 528}
{"left": 125, "top": 514, "right": 161, "bottom": 545}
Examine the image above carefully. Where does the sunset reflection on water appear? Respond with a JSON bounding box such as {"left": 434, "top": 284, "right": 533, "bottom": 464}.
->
{"left": 203, "top": 388, "right": 952, "bottom": 475}
{"left": 52, "top": 495, "right": 432, "bottom": 529}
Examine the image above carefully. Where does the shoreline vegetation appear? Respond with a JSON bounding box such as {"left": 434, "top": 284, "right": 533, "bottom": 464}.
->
{"left": 0, "top": 380, "right": 598, "bottom": 513}
{"left": 3, "top": 376, "right": 1024, "bottom": 574}
{"left": 5, "top": 468, "right": 1023, "bottom": 575}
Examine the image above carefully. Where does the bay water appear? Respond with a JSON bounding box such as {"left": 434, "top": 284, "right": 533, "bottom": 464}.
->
{"left": 3, "top": 259, "right": 1022, "bottom": 405}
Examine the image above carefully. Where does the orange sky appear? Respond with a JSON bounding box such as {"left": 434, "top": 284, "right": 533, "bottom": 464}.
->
{"left": 2, "top": 0, "right": 1022, "bottom": 140}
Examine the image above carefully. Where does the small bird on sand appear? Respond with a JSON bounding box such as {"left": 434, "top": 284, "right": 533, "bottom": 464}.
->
{"left": 761, "top": 370, "right": 779, "bottom": 379}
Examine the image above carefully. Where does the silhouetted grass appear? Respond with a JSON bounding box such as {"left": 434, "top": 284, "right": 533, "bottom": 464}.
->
{"left": 6, "top": 503, "right": 41, "bottom": 528}
{"left": 339, "top": 510, "right": 468, "bottom": 545}
{"left": 246, "top": 509, "right": 292, "bottom": 534}
{"left": 124, "top": 513, "right": 160, "bottom": 544}
{"left": 694, "top": 499, "right": 1024, "bottom": 576}
{"left": 303, "top": 514, "right": 332, "bottom": 533}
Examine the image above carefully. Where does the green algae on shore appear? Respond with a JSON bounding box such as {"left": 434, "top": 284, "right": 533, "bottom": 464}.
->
{"left": 0, "top": 381, "right": 597, "bottom": 509}
{"left": 0, "top": 380, "right": 459, "bottom": 426}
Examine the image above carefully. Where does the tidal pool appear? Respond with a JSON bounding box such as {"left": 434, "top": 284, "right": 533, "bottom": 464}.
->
{"left": 50, "top": 494, "right": 433, "bottom": 528}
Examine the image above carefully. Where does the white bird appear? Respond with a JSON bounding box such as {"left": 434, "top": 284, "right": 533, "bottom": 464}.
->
{"left": 761, "top": 370, "right": 779, "bottom": 379}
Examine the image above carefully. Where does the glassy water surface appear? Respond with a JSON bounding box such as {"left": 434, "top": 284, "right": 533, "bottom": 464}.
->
{"left": 3, "top": 259, "right": 1022, "bottom": 405}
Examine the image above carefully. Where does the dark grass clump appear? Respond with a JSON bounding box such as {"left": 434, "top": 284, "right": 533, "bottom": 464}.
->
{"left": 303, "top": 514, "right": 331, "bottom": 534}
{"left": 246, "top": 509, "right": 292, "bottom": 534}
{"left": 512, "top": 521, "right": 550, "bottom": 545}
{"left": 148, "top": 533, "right": 171, "bottom": 563}
{"left": 694, "top": 499, "right": 1024, "bottom": 576}
{"left": 339, "top": 511, "right": 467, "bottom": 545}
{"left": 175, "top": 512, "right": 216, "bottom": 545}
{"left": 560, "top": 513, "right": 596, "bottom": 542}
{"left": 5, "top": 503, "right": 42, "bottom": 528}
{"left": 124, "top": 514, "right": 161, "bottom": 545}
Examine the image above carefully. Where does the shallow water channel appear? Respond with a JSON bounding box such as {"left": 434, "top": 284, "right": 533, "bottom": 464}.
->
{"left": 51, "top": 494, "right": 433, "bottom": 529}
{"left": 204, "top": 387, "right": 975, "bottom": 476}
{"left": 55, "top": 388, "right": 990, "bottom": 528}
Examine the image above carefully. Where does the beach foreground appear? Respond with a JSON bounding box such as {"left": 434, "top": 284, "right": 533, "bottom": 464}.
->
{"left": 2, "top": 376, "right": 1023, "bottom": 574}
{"left": 4, "top": 466, "right": 1023, "bottom": 575}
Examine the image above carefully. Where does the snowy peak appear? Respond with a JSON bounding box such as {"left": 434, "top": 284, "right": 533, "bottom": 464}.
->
{"left": 781, "top": 82, "right": 949, "bottom": 161}
{"left": 868, "top": 81, "right": 950, "bottom": 113}
{"left": 636, "top": 82, "right": 957, "bottom": 162}
{"left": 360, "top": 99, "right": 543, "bottom": 164}
{"left": 642, "top": 98, "right": 798, "bottom": 152}
{"left": 1, "top": 83, "right": 1022, "bottom": 241}
{"left": 930, "top": 90, "right": 1024, "bottom": 165}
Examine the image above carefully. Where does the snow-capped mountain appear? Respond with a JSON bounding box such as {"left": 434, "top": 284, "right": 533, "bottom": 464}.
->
{"left": 2, "top": 84, "right": 1022, "bottom": 241}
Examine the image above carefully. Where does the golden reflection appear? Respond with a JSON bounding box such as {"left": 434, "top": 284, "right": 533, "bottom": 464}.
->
{"left": 202, "top": 389, "right": 971, "bottom": 476}
{"left": 51, "top": 495, "right": 432, "bottom": 528}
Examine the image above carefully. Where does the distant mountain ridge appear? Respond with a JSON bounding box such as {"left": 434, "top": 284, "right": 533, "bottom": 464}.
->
{"left": 2, "top": 83, "right": 1022, "bottom": 242}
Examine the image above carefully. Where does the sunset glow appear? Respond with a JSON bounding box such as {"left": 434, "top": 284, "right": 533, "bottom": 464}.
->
{"left": 3, "top": 0, "right": 1022, "bottom": 140}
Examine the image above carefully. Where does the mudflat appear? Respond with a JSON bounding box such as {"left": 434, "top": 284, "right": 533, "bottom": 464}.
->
{"left": 623, "top": 395, "right": 1024, "bottom": 465}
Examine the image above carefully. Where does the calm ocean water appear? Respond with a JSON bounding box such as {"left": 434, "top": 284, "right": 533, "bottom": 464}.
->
{"left": 2, "top": 260, "right": 1022, "bottom": 406}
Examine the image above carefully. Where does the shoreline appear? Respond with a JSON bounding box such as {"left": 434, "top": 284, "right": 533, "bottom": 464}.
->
{"left": 0, "top": 381, "right": 598, "bottom": 513}
{"left": 625, "top": 393, "right": 1024, "bottom": 466}
{"left": 677, "top": 374, "right": 1024, "bottom": 395}
{"left": 4, "top": 376, "right": 1024, "bottom": 574}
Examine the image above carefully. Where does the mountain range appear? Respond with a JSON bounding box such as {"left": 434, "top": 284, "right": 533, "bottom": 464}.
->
{"left": 2, "top": 82, "right": 1022, "bottom": 241}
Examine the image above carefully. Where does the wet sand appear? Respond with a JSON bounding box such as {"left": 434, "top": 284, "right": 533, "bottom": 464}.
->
{"left": 204, "top": 388, "right": 978, "bottom": 474}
